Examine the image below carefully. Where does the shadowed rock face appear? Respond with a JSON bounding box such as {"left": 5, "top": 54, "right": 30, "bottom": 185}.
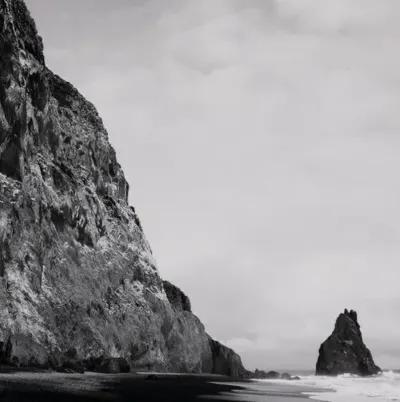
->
{"left": 163, "top": 281, "right": 191, "bottom": 313}
{"left": 316, "top": 309, "right": 381, "bottom": 376}
{"left": 0, "top": 0, "right": 246, "bottom": 376}
{"left": 209, "top": 339, "right": 248, "bottom": 378}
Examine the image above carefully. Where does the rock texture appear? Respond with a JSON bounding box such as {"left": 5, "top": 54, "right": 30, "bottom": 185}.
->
{"left": 0, "top": 0, "right": 246, "bottom": 376}
{"left": 316, "top": 309, "right": 381, "bottom": 376}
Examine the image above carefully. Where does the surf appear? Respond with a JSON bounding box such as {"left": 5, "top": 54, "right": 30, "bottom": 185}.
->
{"left": 257, "top": 371, "right": 400, "bottom": 402}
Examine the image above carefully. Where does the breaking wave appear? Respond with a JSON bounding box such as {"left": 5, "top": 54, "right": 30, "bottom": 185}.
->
{"left": 260, "top": 371, "right": 400, "bottom": 402}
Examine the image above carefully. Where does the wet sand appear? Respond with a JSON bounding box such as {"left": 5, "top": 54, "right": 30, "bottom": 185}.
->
{"left": 203, "top": 380, "right": 324, "bottom": 402}
{"left": 0, "top": 372, "right": 323, "bottom": 402}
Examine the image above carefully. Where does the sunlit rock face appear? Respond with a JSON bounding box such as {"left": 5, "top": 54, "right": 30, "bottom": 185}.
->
{"left": 316, "top": 309, "right": 381, "bottom": 376}
{"left": 0, "top": 0, "right": 245, "bottom": 375}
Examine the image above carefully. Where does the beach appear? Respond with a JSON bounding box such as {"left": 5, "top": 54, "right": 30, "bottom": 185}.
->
{"left": 1, "top": 370, "right": 399, "bottom": 402}
{"left": 262, "top": 372, "right": 400, "bottom": 402}
{"left": 0, "top": 371, "right": 322, "bottom": 402}
{"left": 203, "top": 380, "right": 324, "bottom": 402}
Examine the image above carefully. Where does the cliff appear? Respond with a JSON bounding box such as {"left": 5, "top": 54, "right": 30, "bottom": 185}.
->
{"left": 316, "top": 309, "right": 381, "bottom": 376}
{"left": 0, "top": 0, "right": 246, "bottom": 376}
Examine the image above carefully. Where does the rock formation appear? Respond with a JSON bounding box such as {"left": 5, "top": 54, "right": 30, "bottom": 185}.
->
{"left": 209, "top": 339, "right": 247, "bottom": 378}
{"left": 0, "top": 0, "right": 246, "bottom": 376}
{"left": 252, "top": 369, "right": 280, "bottom": 379}
{"left": 316, "top": 309, "right": 380, "bottom": 376}
{"left": 251, "top": 369, "right": 300, "bottom": 380}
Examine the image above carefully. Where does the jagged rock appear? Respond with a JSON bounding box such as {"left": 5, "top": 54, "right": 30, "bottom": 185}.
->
{"left": 0, "top": 0, "right": 246, "bottom": 376}
{"left": 316, "top": 309, "right": 381, "bottom": 376}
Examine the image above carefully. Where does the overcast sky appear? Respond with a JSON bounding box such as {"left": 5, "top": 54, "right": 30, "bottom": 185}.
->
{"left": 25, "top": 0, "right": 400, "bottom": 371}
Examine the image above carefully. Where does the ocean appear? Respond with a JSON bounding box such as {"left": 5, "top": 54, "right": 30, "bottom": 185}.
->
{"left": 256, "top": 371, "right": 400, "bottom": 402}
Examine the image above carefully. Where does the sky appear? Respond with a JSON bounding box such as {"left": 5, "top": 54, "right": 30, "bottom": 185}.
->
{"left": 25, "top": 0, "right": 400, "bottom": 371}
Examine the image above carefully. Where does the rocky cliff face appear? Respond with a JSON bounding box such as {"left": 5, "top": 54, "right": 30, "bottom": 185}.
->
{"left": 316, "top": 309, "right": 380, "bottom": 376}
{"left": 0, "top": 0, "right": 246, "bottom": 376}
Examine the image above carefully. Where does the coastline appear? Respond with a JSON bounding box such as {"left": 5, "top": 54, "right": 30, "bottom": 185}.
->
{"left": 0, "top": 371, "right": 243, "bottom": 402}
{"left": 0, "top": 371, "right": 324, "bottom": 402}
{"left": 203, "top": 380, "right": 325, "bottom": 402}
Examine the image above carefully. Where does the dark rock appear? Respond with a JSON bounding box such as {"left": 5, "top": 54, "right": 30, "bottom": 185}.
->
{"left": 251, "top": 369, "right": 280, "bottom": 379}
{"left": 84, "top": 356, "right": 130, "bottom": 373}
{"left": 163, "top": 281, "right": 191, "bottom": 312}
{"left": 0, "top": 0, "right": 246, "bottom": 377}
{"left": 95, "top": 357, "right": 130, "bottom": 374}
{"left": 0, "top": 0, "right": 44, "bottom": 64}
{"left": 251, "top": 370, "right": 300, "bottom": 380}
{"left": 316, "top": 309, "right": 381, "bottom": 376}
{"left": 252, "top": 369, "right": 268, "bottom": 379}
{"left": 265, "top": 370, "right": 281, "bottom": 379}
{"left": 56, "top": 361, "right": 85, "bottom": 374}
{"left": 208, "top": 339, "right": 247, "bottom": 378}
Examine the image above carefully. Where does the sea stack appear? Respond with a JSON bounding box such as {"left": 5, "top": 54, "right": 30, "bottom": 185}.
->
{"left": 0, "top": 0, "right": 246, "bottom": 375}
{"left": 316, "top": 309, "right": 380, "bottom": 376}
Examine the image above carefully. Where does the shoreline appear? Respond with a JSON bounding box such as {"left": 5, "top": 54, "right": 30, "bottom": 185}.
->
{"left": 207, "top": 380, "right": 325, "bottom": 402}
{"left": 0, "top": 371, "right": 246, "bottom": 402}
{"left": 0, "top": 371, "right": 325, "bottom": 402}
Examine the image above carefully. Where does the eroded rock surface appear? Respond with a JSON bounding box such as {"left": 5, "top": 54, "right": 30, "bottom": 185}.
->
{"left": 316, "top": 309, "right": 380, "bottom": 376}
{"left": 0, "top": 0, "right": 246, "bottom": 376}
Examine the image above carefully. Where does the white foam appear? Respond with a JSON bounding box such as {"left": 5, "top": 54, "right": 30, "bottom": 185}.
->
{"left": 259, "top": 371, "right": 400, "bottom": 402}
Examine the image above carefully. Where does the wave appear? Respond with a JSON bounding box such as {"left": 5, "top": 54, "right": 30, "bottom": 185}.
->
{"left": 258, "top": 371, "right": 400, "bottom": 402}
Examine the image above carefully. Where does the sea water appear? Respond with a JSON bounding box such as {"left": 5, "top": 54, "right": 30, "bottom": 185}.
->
{"left": 258, "top": 371, "right": 400, "bottom": 402}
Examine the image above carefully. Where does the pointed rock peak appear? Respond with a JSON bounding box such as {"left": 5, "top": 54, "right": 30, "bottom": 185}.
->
{"left": 344, "top": 308, "right": 358, "bottom": 323}
{"left": 316, "top": 310, "right": 380, "bottom": 376}
{"left": 334, "top": 308, "right": 361, "bottom": 337}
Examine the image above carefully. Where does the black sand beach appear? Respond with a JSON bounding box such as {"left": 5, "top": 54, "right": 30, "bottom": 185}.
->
{"left": 0, "top": 372, "right": 321, "bottom": 402}
{"left": 0, "top": 372, "right": 238, "bottom": 402}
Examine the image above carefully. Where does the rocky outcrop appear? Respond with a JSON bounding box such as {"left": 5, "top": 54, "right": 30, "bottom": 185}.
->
{"left": 251, "top": 369, "right": 300, "bottom": 380}
{"left": 252, "top": 369, "right": 279, "bottom": 379}
{"left": 0, "top": 0, "right": 246, "bottom": 376}
{"left": 208, "top": 339, "right": 247, "bottom": 378}
{"left": 163, "top": 281, "right": 191, "bottom": 313}
{"left": 316, "top": 309, "right": 381, "bottom": 376}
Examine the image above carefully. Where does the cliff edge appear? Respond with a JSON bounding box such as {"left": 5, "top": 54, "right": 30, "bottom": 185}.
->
{"left": 0, "top": 0, "right": 246, "bottom": 376}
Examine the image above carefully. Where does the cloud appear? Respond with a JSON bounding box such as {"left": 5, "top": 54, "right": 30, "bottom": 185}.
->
{"left": 276, "top": 0, "right": 400, "bottom": 34}
{"left": 26, "top": 0, "right": 400, "bottom": 370}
